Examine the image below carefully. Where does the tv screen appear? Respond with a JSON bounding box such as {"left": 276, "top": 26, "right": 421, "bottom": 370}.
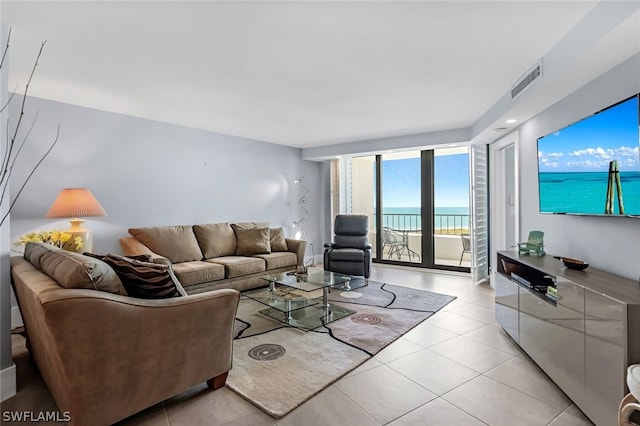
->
{"left": 537, "top": 94, "right": 640, "bottom": 217}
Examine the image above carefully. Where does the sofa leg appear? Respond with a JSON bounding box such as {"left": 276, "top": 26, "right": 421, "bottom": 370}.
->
{"left": 206, "top": 372, "right": 228, "bottom": 390}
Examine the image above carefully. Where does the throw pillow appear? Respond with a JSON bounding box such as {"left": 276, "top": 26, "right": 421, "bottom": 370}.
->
{"left": 86, "top": 253, "right": 186, "bottom": 299}
{"left": 193, "top": 222, "right": 237, "bottom": 258}
{"left": 270, "top": 227, "right": 288, "bottom": 252}
{"left": 25, "top": 242, "right": 127, "bottom": 296}
{"left": 128, "top": 225, "right": 203, "bottom": 263}
{"left": 234, "top": 227, "right": 271, "bottom": 256}
{"left": 84, "top": 252, "right": 153, "bottom": 263}
{"left": 127, "top": 253, "right": 154, "bottom": 263}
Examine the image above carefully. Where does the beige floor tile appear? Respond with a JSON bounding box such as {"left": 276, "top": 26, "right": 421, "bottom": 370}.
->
{"left": 547, "top": 405, "right": 594, "bottom": 426}
{"left": 165, "top": 386, "right": 263, "bottom": 425}
{"left": 402, "top": 321, "right": 458, "bottom": 348}
{"left": 116, "top": 404, "right": 169, "bottom": 426}
{"left": 392, "top": 277, "right": 471, "bottom": 296}
{"left": 451, "top": 286, "right": 496, "bottom": 305}
{"left": 335, "top": 365, "right": 436, "bottom": 424}
{"left": 462, "top": 324, "right": 523, "bottom": 355}
{"left": 442, "top": 375, "right": 562, "bottom": 426}
{"left": 429, "top": 336, "right": 515, "bottom": 373}
{"left": 387, "top": 398, "right": 487, "bottom": 425}
{"left": 387, "top": 348, "right": 480, "bottom": 395}
{"left": 449, "top": 303, "right": 497, "bottom": 324}
{"left": 372, "top": 337, "right": 424, "bottom": 364}
{"left": 276, "top": 385, "right": 380, "bottom": 426}
{"left": 485, "top": 355, "right": 572, "bottom": 412}
{"left": 221, "top": 412, "right": 277, "bottom": 426}
{"left": 425, "top": 311, "right": 486, "bottom": 334}
{"left": 344, "top": 357, "right": 383, "bottom": 378}
{"left": 549, "top": 411, "right": 593, "bottom": 426}
{"left": 439, "top": 297, "right": 476, "bottom": 312}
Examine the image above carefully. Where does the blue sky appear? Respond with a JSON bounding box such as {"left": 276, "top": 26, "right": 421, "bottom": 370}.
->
{"left": 538, "top": 95, "right": 640, "bottom": 173}
{"left": 382, "top": 154, "right": 469, "bottom": 207}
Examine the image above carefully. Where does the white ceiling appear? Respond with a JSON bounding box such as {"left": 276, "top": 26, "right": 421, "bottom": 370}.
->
{"left": 1, "top": 1, "right": 639, "bottom": 150}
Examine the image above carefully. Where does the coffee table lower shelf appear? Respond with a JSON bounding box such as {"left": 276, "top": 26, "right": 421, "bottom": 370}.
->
{"left": 258, "top": 303, "right": 356, "bottom": 331}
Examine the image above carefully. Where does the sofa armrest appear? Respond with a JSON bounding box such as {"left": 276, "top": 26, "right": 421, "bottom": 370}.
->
{"left": 285, "top": 238, "right": 307, "bottom": 266}
{"left": 119, "top": 236, "right": 171, "bottom": 266}
{"left": 37, "top": 288, "right": 240, "bottom": 425}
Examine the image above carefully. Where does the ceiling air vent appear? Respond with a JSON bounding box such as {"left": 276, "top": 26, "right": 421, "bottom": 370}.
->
{"left": 511, "top": 59, "right": 543, "bottom": 100}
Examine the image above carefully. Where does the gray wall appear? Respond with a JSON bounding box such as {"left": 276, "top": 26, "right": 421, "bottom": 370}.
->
{"left": 9, "top": 96, "right": 322, "bottom": 258}
{"left": 518, "top": 53, "right": 640, "bottom": 281}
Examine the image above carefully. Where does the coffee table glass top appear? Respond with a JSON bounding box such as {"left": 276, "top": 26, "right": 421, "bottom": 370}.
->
{"left": 260, "top": 270, "right": 366, "bottom": 292}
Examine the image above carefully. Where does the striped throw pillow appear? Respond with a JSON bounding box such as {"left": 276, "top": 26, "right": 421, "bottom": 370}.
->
{"left": 85, "top": 253, "right": 186, "bottom": 299}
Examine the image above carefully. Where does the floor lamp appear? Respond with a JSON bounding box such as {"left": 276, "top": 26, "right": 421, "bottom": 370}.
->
{"left": 292, "top": 177, "right": 313, "bottom": 266}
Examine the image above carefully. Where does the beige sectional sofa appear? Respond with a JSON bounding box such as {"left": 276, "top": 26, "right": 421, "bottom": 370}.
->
{"left": 120, "top": 222, "right": 307, "bottom": 294}
{"left": 11, "top": 242, "right": 240, "bottom": 426}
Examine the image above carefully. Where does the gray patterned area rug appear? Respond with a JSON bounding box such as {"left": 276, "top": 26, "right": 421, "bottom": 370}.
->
{"left": 226, "top": 280, "right": 456, "bottom": 418}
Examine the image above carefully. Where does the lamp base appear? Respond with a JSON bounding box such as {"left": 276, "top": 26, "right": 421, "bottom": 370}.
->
{"left": 67, "top": 219, "right": 93, "bottom": 253}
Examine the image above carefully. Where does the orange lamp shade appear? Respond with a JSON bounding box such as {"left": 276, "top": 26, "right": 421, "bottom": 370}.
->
{"left": 46, "top": 188, "right": 107, "bottom": 219}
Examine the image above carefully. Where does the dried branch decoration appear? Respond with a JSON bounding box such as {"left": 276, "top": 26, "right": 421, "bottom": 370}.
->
{"left": 0, "top": 27, "right": 61, "bottom": 226}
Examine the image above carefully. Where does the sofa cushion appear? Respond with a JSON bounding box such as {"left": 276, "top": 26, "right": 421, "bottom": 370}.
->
{"left": 172, "top": 261, "right": 225, "bottom": 287}
{"left": 234, "top": 227, "right": 271, "bottom": 256}
{"left": 208, "top": 256, "right": 266, "bottom": 278}
{"left": 25, "top": 242, "right": 127, "bottom": 295}
{"left": 269, "top": 228, "right": 288, "bottom": 252}
{"left": 253, "top": 252, "right": 297, "bottom": 270}
{"left": 231, "top": 222, "right": 270, "bottom": 231}
{"left": 192, "top": 223, "right": 236, "bottom": 258}
{"left": 128, "top": 225, "right": 203, "bottom": 263}
{"left": 86, "top": 253, "right": 186, "bottom": 298}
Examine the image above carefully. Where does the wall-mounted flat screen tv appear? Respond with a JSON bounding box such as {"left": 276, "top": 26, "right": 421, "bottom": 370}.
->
{"left": 537, "top": 94, "right": 640, "bottom": 217}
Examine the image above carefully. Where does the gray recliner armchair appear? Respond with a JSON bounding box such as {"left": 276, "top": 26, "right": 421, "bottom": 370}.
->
{"left": 324, "top": 214, "right": 372, "bottom": 278}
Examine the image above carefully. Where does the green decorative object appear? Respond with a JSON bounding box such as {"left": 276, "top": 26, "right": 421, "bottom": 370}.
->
{"left": 518, "top": 231, "right": 545, "bottom": 256}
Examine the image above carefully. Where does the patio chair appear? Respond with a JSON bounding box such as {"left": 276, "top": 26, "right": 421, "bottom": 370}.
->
{"left": 382, "top": 227, "right": 408, "bottom": 260}
{"left": 459, "top": 233, "right": 471, "bottom": 265}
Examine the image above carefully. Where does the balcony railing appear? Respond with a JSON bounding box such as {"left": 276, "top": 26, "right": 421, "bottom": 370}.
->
{"left": 379, "top": 213, "right": 470, "bottom": 235}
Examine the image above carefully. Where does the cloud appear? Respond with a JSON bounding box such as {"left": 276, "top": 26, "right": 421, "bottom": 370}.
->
{"left": 540, "top": 145, "right": 639, "bottom": 171}
{"left": 570, "top": 146, "right": 638, "bottom": 158}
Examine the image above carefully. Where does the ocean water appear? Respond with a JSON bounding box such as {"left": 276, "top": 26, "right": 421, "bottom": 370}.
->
{"left": 380, "top": 206, "right": 470, "bottom": 230}
{"left": 539, "top": 171, "right": 640, "bottom": 215}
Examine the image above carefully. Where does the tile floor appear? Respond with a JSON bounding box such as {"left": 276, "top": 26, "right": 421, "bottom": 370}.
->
{"left": 2, "top": 264, "right": 595, "bottom": 425}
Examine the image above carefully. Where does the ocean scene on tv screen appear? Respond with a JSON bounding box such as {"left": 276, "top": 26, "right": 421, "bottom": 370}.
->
{"left": 538, "top": 95, "right": 640, "bottom": 216}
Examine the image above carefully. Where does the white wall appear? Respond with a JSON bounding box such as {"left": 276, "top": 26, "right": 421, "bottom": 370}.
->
{"left": 9, "top": 96, "right": 322, "bottom": 257}
{"left": 518, "top": 53, "right": 640, "bottom": 281}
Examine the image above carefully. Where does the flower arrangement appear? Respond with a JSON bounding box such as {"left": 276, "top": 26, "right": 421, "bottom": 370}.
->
{"left": 14, "top": 230, "right": 84, "bottom": 251}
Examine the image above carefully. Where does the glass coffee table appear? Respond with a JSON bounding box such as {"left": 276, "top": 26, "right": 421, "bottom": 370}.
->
{"left": 242, "top": 270, "right": 367, "bottom": 331}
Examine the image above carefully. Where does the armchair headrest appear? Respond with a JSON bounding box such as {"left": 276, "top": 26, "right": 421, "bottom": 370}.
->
{"left": 334, "top": 215, "right": 368, "bottom": 236}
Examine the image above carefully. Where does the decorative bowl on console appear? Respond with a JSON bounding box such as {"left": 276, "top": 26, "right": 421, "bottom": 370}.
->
{"left": 559, "top": 257, "right": 589, "bottom": 271}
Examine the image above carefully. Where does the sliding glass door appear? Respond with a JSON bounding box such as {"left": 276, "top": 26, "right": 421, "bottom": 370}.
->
{"left": 380, "top": 151, "right": 423, "bottom": 264}
{"left": 331, "top": 148, "right": 472, "bottom": 272}
{"left": 433, "top": 147, "right": 471, "bottom": 268}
